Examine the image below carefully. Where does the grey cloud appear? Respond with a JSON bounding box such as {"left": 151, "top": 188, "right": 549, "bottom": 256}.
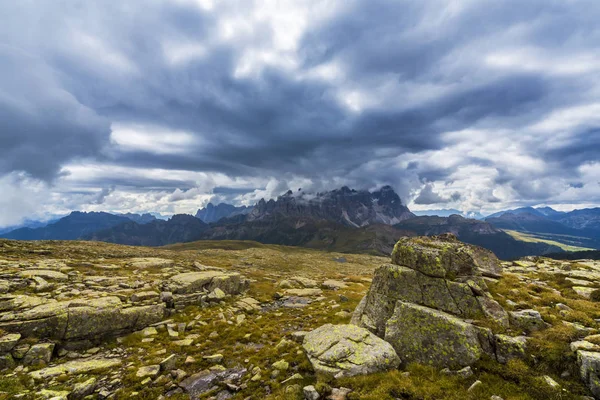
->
{"left": 0, "top": 47, "right": 111, "bottom": 180}
{"left": 414, "top": 184, "right": 454, "bottom": 205}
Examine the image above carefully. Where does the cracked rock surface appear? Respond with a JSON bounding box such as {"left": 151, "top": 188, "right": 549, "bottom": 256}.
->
{"left": 302, "top": 323, "right": 400, "bottom": 378}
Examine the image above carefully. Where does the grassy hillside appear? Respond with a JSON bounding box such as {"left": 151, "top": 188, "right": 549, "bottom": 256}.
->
{"left": 504, "top": 230, "right": 594, "bottom": 252}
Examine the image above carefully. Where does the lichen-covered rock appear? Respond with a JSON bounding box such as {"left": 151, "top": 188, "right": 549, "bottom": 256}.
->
{"left": 0, "top": 296, "right": 165, "bottom": 341}
{"left": 68, "top": 377, "right": 97, "bottom": 400}
{"left": 390, "top": 234, "right": 502, "bottom": 279}
{"left": 494, "top": 334, "right": 528, "bottom": 364}
{"left": 352, "top": 236, "right": 508, "bottom": 369}
{"left": 578, "top": 350, "right": 600, "bottom": 398}
{"left": 302, "top": 324, "right": 400, "bottom": 378}
{"left": 22, "top": 343, "right": 55, "bottom": 366}
{"left": 509, "top": 309, "right": 550, "bottom": 333}
{"left": 30, "top": 358, "right": 122, "bottom": 381}
{"left": 352, "top": 265, "right": 507, "bottom": 337}
{"left": 384, "top": 302, "right": 486, "bottom": 369}
{"left": 0, "top": 333, "right": 21, "bottom": 353}
{"left": 19, "top": 270, "right": 69, "bottom": 281}
{"left": 0, "top": 353, "right": 15, "bottom": 370}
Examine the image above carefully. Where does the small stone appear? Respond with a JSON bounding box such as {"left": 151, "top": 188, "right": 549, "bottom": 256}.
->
{"left": 291, "top": 331, "right": 308, "bottom": 343}
{"left": 467, "top": 380, "right": 482, "bottom": 393}
{"left": 68, "top": 377, "right": 96, "bottom": 400}
{"left": 543, "top": 375, "right": 560, "bottom": 389}
{"left": 209, "top": 332, "right": 219, "bottom": 339}
{"left": 208, "top": 288, "right": 227, "bottom": 301}
{"left": 457, "top": 366, "right": 473, "bottom": 378}
{"left": 509, "top": 309, "right": 550, "bottom": 333}
{"left": 173, "top": 339, "right": 193, "bottom": 347}
{"left": 203, "top": 354, "right": 223, "bottom": 363}
{"left": 272, "top": 360, "right": 289, "bottom": 371}
{"left": 160, "top": 355, "right": 178, "bottom": 372}
{"left": 303, "top": 385, "right": 319, "bottom": 400}
{"left": 281, "top": 373, "right": 303, "bottom": 384}
{"left": 23, "top": 343, "right": 55, "bottom": 366}
{"left": 167, "top": 325, "right": 179, "bottom": 338}
{"left": 185, "top": 356, "right": 196, "bottom": 364}
{"left": 330, "top": 387, "right": 352, "bottom": 400}
{"left": 136, "top": 365, "right": 160, "bottom": 379}
{"left": 142, "top": 327, "right": 158, "bottom": 337}
{"left": 0, "top": 333, "right": 21, "bottom": 353}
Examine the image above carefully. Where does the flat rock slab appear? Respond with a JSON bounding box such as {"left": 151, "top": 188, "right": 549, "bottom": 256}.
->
{"left": 168, "top": 271, "right": 246, "bottom": 295}
{"left": 284, "top": 288, "right": 323, "bottom": 297}
{"left": 573, "top": 286, "right": 596, "bottom": 299}
{"left": 19, "top": 270, "right": 68, "bottom": 281}
{"left": 30, "top": 358, "right": 121, "bottom": 380}
{"left": 322, "top": 280, "right": 348, "bottom": 290}
{"left": 303, "top": 324, "right": 400, "bottom": 378}
{"left": 129, "top": 258, "right": 174, "bottom": 268}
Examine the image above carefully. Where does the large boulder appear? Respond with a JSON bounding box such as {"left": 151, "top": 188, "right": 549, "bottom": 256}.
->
{"left": 302, "top": 324, "right": 400, "bottom": 378}
{"left": 352, "top": 235, "right": 509, "bottom": 369}
{"left": 390, "top": 234, "right": 503, "bottom": 279}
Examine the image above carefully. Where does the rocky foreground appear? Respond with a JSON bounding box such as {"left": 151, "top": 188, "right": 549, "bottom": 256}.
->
{"left": 1, "top": 238, "right": 600, "bottom": 399}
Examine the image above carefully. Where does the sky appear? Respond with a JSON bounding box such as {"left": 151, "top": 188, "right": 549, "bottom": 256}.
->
{"left": 1, "top": 0, "right": 599, "bottom": 228}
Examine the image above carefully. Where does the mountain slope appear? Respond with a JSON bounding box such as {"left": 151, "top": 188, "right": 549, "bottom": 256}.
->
{"left": 0, "top": 212, "right": 132, "bottom": 240}
{"left": 394, "top": 214, "right": 563, "bottom": 259}
{"left": 200, "top": 214, "right": 412, "bottom": 255}
{"left": 86, "top": 214, "right": 209, "bottom": 246}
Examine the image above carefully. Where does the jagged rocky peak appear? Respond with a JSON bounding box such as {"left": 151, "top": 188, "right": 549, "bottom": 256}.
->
{"left": 195, "top": 202, "right": 252, "bottom": 223}
{"left": 248, "top": 186, "right": 414, "bottom": 227}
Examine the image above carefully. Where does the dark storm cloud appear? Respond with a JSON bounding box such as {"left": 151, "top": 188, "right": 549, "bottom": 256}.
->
{"left": 0, "top": 0, "right": 599, "bottom": 214}
{"left": 0, "top": 47, "right": 111, "bottom": 180}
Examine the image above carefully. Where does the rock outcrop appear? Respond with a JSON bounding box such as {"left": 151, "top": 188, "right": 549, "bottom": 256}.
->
{"left": 0, "top": 256, "right": 250, "bottom": 374}
{"left": 302, "top": 324, "right": 400, "bottom": 378}
{"left": 352, "top": 234, "right": 509, "bottom": 368}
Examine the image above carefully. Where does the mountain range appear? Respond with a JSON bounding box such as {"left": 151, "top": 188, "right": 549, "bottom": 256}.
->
{"left": 2, "top": 186, "right": 592, "bottom": 260}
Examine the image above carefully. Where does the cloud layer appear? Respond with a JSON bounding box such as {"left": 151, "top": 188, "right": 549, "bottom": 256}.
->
{"left": 0, "top": 0, "right": 599, "bottom": 226}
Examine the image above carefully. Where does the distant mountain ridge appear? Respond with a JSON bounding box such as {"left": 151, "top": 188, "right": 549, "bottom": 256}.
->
{"left": 86, "top": 214, "right": 209, "bottom": 246}
{"left": 3, "top": 187, "right": 597, "bottom": 260}
{"left": 484, "top": 206, "right": 600, "bottom": 249}
{"left": 0, "top": 212, "right": 132, "bottom": 240}
{"left": 195, "top": 203, "right": 252, "bottom": 223}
